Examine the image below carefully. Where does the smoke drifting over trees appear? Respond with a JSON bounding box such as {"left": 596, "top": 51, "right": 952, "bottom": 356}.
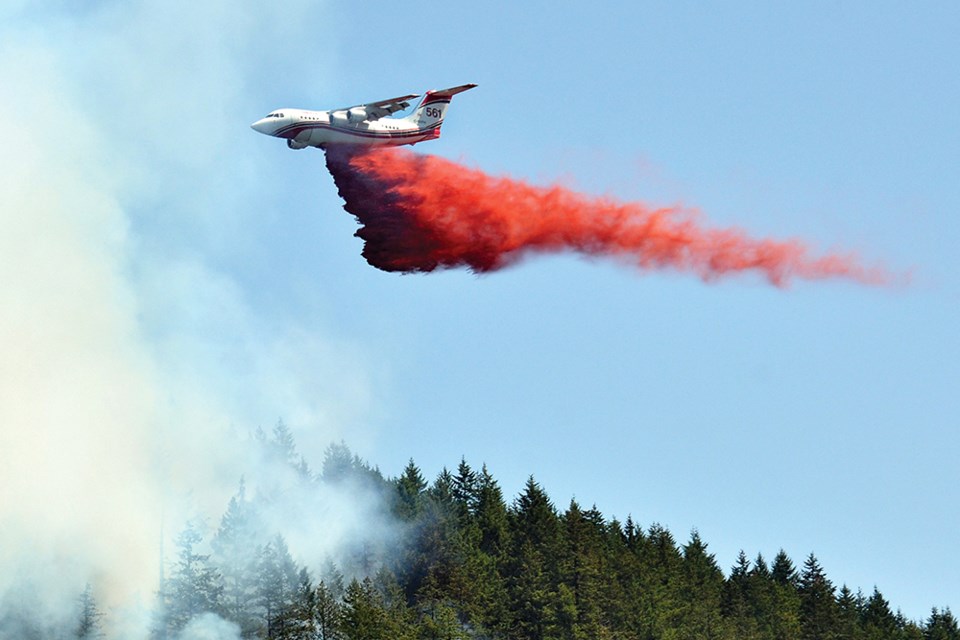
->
{"left": 4, "top": 427, "right": 953, "bottom": 639}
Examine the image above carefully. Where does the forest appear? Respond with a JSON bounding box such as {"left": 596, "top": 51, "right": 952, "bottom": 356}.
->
{"left": 16, "top": 424, "right": 959, "bottom": 640}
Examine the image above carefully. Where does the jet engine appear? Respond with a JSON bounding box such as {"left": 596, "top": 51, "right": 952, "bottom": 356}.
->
{"left": 347, "top": 107, "right": 367, "bottom": 122}
{"left": 287, "top": 139, "right": 308, "bottom": 150}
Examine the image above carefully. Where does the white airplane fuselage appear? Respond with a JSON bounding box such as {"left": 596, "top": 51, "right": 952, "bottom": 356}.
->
{"left": 251, "top": 84, "right": 476, "bottom": 150}
{"left": 251, "top": 109, "right": 439, "bottom": 149}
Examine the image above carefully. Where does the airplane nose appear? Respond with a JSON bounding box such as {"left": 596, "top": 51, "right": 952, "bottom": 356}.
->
{"left": 251, "top": 118, "right": 270, "bottom": 133}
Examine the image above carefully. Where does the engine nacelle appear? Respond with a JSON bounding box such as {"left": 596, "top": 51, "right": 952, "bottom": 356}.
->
{"left": 287, "top": 139, "right": 308, "bottom": 150}
{"left": 347, "top": 107, "right": 367, "bottom": 123}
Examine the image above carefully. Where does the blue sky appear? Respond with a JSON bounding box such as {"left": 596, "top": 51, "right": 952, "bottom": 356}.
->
{"left": 1, "top": 0, "right": 958, "bottom": 627}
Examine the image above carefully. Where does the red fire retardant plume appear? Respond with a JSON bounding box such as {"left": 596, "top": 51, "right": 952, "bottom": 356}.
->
{"left": 325, "top": 147, "right": 892, "bottom": 287}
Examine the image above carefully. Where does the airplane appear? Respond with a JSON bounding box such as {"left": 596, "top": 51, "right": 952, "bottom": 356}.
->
{"left": 250, "top": 84, "right": 477, "bottom": 150}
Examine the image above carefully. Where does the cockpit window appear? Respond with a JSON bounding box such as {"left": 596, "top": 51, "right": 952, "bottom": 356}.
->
{"left": 265, "top": 112, "right": 284, "bottom": 118}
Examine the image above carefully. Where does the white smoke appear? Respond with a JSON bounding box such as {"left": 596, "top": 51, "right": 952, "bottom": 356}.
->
{"left": 177, "top": 613, "right": 242, "bottom": 640}
{"left": 0, "top": 2, "right": 383, "bottom": 637}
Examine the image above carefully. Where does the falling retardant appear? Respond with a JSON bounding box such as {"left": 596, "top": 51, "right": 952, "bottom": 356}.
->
{"left": 325, "top": 147, "right": 894, "bottom": 287}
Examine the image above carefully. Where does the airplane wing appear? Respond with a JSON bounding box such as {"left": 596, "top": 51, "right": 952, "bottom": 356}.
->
{"left": 335, "top": 94, "right": 419, "bottom": 121}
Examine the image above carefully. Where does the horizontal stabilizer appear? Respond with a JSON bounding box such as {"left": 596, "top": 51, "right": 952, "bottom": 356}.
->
{"left": 427, "top": 83, "right": 478, "bottom": 98}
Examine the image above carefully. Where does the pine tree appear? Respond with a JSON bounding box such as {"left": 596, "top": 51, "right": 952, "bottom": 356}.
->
{"left": 925, "top": 607, "right": 960, "bottom": 640}
{"left": 341, "top": 577, "right": 393, "bottom": 640}
{"left": 799, "top": 553, "right": 839, "bottom": 640}
{"left": 159, "top": 520, "right": 224, "bottom": 635}
{"left": 861, "top": 587, "right": 897, "bottom": 640}
{"left": 559, "top": 500, "right": 606, "bottom": 640}
{"left": 315, "top": 579, "right": 344, "bottom": 640}
{"left": 431, "top": 467, "right": 455, "bottom": 505}
{"left": 396, "top": 459, "right": 428, "bottom": 521}
{"left": 771, "top": 550, "right": 799, "bottom": 589}
{"left": 452, "top": 458, "right": 480, "bottom": 520}
{"left": 374, "top": 568, "right": 417, "bottom": 640}
{"left": 723, "top": 551, "right": 761, "bottom": 640}
{"left": 836, "top": 585, "right": 864, "bottom": 640}
{"left": 321, "top": 442, "right": 387, "bottom": 488}
{"left": 259, "top": 535, "right": 301, "bottom": 638}
{"left": 676, "top": 530, "right": 727, "bottom": 639}
{"left": 475, "top": 464, "right": 510, "bottom": 560}
{"left": 506, "top": 477, "right": 562, "bottom": 640}
{"left": 748, "top": 551, "right": 797, "bottom": 640}
{"left": 765, "top": 549, "right": 802, "bottom": 640}
{"left": 322, "top": 442, "right": 357, "bottom": 482}
{"left": 407, "top": 470, "right": 464, "bottom": 604}
{"left": 419, "top": 600, "right": 469, "bottom": 640}
{"left": 632, "top": 523, "right": 682, "bottom": 639}
{"left": 595, "top": 517, "right": 637, "bottom": 636}
{"left": 75, "top": 583, "right": 105, "bottom": 639}
{"left": 275, "top": 568, "right": 318, "bottom": 640}
{"left": 212, "top": 478, "right": 264, "bottom": 636}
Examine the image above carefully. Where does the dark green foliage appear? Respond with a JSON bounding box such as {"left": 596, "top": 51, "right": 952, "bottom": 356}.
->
{"left": 837, "top": 585, "right": 865, "bottom": 640}
{"left": 395, "top": 459, "right": 428, "bottom": 520}
{"left": 340, "top": 577, "right": 390, "bottom": 640}
{"left": 862, "top": 588, "right": 898, "bottom": 640}
{"left": 506, "top": 477, "right": 562, "bottom": 640}
{"left": 140, "top": 440, "right": 949, "bottom": 640}
{"left": 315, "top": 578, "right": 345, "bottom": 640}
{"left": 799, "top": 553, "right": 839, "bottom": 640}
{"left": 925, "top": 608, "right": 960, "bottom": 640}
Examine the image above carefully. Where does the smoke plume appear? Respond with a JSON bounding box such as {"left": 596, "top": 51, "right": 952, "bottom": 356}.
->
{"left": 326, "top": 147, "right": 892, "bottom": 287}
{"left": 0, "top": 2, "right": 386, "bottom": 637}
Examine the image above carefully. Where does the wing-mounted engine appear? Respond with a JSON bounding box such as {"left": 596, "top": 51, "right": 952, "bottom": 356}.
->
{"left": 331, "top": 109, "right": 365, "bottom": 127}
{"left": 287, "top": 139, "right": 308, "bottom": 150}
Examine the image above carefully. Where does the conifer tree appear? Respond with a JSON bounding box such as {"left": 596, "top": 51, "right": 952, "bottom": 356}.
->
{"left": 396, "top": 459, "right": 428, "bottom": 520}
{"left": 75, "top": 583, "right": 105, "bottom": 639}
{"left": 374, "top": 567, "right": 417, "bottom": 640}
{"left": 341, "top": 578, "right": 388, "bottom": 640}
{"left": 315, "top": 579, "right": 344, "bottom": 640}
{"left": 507, "top": 477, "right": 562, "bottom": 640}
{"left": 259, "top": 535, "right": 301, "bottom": 638}
{"left": 861, "top": 587, "right": 897, "bottom": 640}
{"left": 925, "top": 607, "right": 960, "bottom": 640}
{"left": 419, "top": 600, "right": 469, "bottom": 640}
{"left": 836, "top": 585, "right": 865, "bottom": 640}
{"left": 452, "top": 458, "right": 480, "bottom": 520}
{"left": 340, "top": 574, "right": 417, "bottom": 640}
{"left": 771, "top": 550, "right": 799, "bottom": 589}
{"left": 723, "top": 551, "right": 761, "bottom": 640}
{"left": 634, "top": 523, "right": 682, "bottom": 639}
{"left": 159, "top": 520, "right": 224, "bottom": 635}
{"left": 475, "top": 464, "right": 510, "bottom": 560}
{"left": 141, "top": 444, "right": 954, "bottom": 640}
{"left": 597, "top": 517, "right": 638, "bottom": 636}
{"left": 275, "top": 568, "right": 318, "bottom": 640}
{"left": 322, "top": 442, "right": 358, "bottom": 482}
{"left": 559, "top": 500, "right": 606, "bottom": 640}
{"left": 799, "top": 553, "right": 839, "bottom": 640}
{"left": 407, "top": 469, "right": 464, "bottom": 604}
{"left": 676, "top": 530, "right": 727, "bottom": 639}
{"left": 212, "top": 478, "right": 263, "bottom": 636}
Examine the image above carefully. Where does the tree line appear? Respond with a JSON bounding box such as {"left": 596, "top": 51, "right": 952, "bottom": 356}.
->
{"left": 38, "top": 424, "right": 960, "bottom": 639}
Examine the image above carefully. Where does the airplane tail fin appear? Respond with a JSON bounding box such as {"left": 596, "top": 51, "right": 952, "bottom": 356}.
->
{"left": 406, "top": 84, "right": 477, "bottom": 137}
